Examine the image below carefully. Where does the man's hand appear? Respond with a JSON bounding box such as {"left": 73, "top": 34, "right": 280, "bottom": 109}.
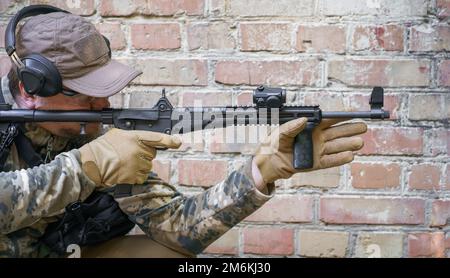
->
{"left": 79, "top": 128, "right": 181, "bottom": 186}
{"left": 253, "top": 117, "right": 367, "bottom": 185}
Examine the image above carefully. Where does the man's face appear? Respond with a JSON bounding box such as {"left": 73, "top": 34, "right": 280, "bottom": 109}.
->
{"left": 18, "top": 83, "right": 110, "bottom": 138}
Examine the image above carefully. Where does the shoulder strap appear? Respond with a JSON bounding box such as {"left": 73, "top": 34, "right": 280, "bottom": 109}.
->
{"left": 15, "top": 125, "right": 44, "bottom": 167}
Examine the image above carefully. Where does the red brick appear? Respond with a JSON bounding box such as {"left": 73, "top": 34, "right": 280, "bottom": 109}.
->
{"left": 203, "top": 229, "right": 239, "bottom": 255}
{"left": 424, "top": 128, "right": 448, "bottom": 156}
{"left": 408, "top": 232, "right": 446, "bottom": 257}
{"left": 187, "top": 22, "right": 235, "bottom": 50}
{"left": 96, "top": 22, "right": 126, "bottom": 50}
{"left": 408, "top": 94, "right": 447, "bottom": 120}
{"left": 215, "top": 60, "right": 320, "bottom": 86}
{"left": 349, "top": 93, "right": 400, "bottom": 120}
{"left": 131, "top": 24, "right": 181, "bottom": 50}
{"left": 431, "top": 200, "right": 450, "bottom": 227}
{"left": 241, "top": 23, "right": 292, "bottom": 52}
{"left": 297, "top": 25, "right": 346, "bottom": 53}
{"left": 178, "top": 160, "right": 227, "bottom": 187}
{"left": 359, "top": 127, "right": 423, "bottom": 155}
{"left": 409, "top": 164, "right": 441, "bottom": 190}
{"left": 437, "top": 0, "right": 450, "bottom": 18}
{"left": 320, "top": 0, "right": 428, "bottom": 17}
{"left": 245, "top": 195, "right": 314, "bottom": 223}
{"left": 351, "top": 163, "right": 401, "bottom": 189}
{"left": 100, "top": 0, "right": 204, "bottom": 16}
{"left": 320, "top": 196, "right": 425, "bottom": 225}
{"left": 328, "top": 59, "right": 430, "bottom": 87}
{"left": 0, "top": 55, "right": 11, "bottom": 77}
{"left": 123, "top": 58, "right": 208, "bottom": 86}
{"left": 438, "top": 60, "right": 450, "bottom": 87}
{"left": 227, "top": 0, "right": 315, "bottom": 17}
{"left": 243, "top": 227, "right": 294, "bottom": 255}
{"left": 410, "top": 25, "right": 450, "bottom": 52}
{"left": 30, "top": 0, "right": 95, "bottom": 15}
{"left": 180, "top": 92, "right": 232, "bottom": 106}
{"left": 351, "top": 25, "right": 404, "bottom": 52}
{"left": 152, "top": 160, "right": 171, "bottom": 183}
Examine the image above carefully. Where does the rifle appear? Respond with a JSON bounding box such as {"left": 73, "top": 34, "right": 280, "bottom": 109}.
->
{"left": 0, "top": 86, "right": 389, "bottom": 169}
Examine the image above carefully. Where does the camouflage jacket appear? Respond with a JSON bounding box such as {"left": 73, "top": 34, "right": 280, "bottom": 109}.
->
{"left": 0, "top": 76, "right": 274, "bottom": 257}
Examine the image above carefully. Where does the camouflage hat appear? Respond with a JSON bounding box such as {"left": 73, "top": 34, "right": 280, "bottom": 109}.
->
{"left": 15, "top": 12, "right": 141, "bottom": 97}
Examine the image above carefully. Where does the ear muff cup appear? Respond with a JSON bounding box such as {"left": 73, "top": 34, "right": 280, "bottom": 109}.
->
{"left": 18, "top": 53, "right": 62, "bottom": 97}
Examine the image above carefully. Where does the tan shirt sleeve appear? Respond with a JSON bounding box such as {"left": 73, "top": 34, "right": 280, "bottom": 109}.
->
{"left": 0, "top": 150, "right": 96, "bottom": 234}
{"left": 116, "top": 158, "right": 275, "bottom": 256}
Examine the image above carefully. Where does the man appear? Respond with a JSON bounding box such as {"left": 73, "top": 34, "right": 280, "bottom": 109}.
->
{"left": 0, "top": 9, "right": 367, "bottom": 257}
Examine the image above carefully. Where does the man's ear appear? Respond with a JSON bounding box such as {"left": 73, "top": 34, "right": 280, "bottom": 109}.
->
{"left": 17, "top": 81, "right": 37, "bottom": 109}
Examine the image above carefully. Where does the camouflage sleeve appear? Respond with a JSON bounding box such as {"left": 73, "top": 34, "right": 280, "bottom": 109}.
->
{"left": 0, "top": 150, "right": 96, "bottom": 234}
{"left": 116, "top": 158, "right": 274, "bottom": 256}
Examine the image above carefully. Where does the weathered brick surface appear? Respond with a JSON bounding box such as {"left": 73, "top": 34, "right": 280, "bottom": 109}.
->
{"left": 320, "top": 0, "right": 428, "bottom": 17}
{"left": 187, "top": 22, "right": 235, "bottom": 50}
{"left": 99, "top": 0, "right": 204, "bottom": 16}
{"left": 350, "top": 25, "right": 404, "bottom": 52}
{"left": 245, "top": 194, "right": 314, "bottom": 223}
{"left": 296, "top": 25, "right": 346, "bottom": 53}
{"left": 320, "top": 197, "right": 425, "bottom": 224}
{"left": 298, "top": 230, "right": 349, "bottom": 258}
{"left": 359, "top": 128, "right": 423, "bottom": 155}
{"left": 125, "top": 59, "right": 208, "bottom": 86}
{"left": 227, "top": 0, "right": 315, "bottom": 17}
{"left": 131, "top": 23, "right": 181, "bottom": 50}
{"left": 215, "top": 60, "right": 321, "bottom": 86}
{"left": 409, "top": 164, "right": 441, "bottom": 190}
{"left": 431, "top": 200, "right": 450, "bottom": 227}
{"left": 241, "top": 23, "right": 292, "bottom": 52}
{"left": 351, "top": 163, "right": 401, "bottom": 189}
{"left": 408, "top": 94, "right": 448, "bottom": 121}
{"left": 328, "top": 59, "right": 431, "bottom": 87}
{"left": 408, "top": 232, "right": 446, "bottom": 258}
{"left": 410, "top": 25, "right": 450, "bottom": 52}
{"left": 354, "top": 232, "right": 404, "bottom": 258}
{"left": 2, "top": 0, "right": 448, "bottom": 259}
{"left": 243, "top": 227, "right": 294, "bottom": 255}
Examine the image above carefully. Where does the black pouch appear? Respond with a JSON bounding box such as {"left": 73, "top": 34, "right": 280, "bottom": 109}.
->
{"left": 41, "top": 191, "right": 135, "bottom": 256}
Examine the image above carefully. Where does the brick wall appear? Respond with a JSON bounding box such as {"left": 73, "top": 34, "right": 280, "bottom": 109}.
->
{"left": 1, "top": 0, "right": 449, "bottom": 258}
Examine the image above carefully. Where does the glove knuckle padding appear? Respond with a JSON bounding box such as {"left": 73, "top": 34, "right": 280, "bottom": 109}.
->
{"left": 79, "top": 128, "right": 156, "bottom": 186}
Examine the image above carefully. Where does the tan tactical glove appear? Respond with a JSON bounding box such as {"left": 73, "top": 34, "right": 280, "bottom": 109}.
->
{"left": 79, "top": 128, "right": 181, "bottom": 186}
{"left": 254, "top": 117, "right": 367, "bottom": 184}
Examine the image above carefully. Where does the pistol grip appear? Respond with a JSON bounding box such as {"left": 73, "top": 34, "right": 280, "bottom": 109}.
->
{"left": 293, "top": 122, "right": 315, "bottom": 170}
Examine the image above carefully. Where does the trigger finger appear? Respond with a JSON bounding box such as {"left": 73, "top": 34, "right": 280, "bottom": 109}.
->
{"left": 140, "top": 133, "right": 182, "bottom": 149}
